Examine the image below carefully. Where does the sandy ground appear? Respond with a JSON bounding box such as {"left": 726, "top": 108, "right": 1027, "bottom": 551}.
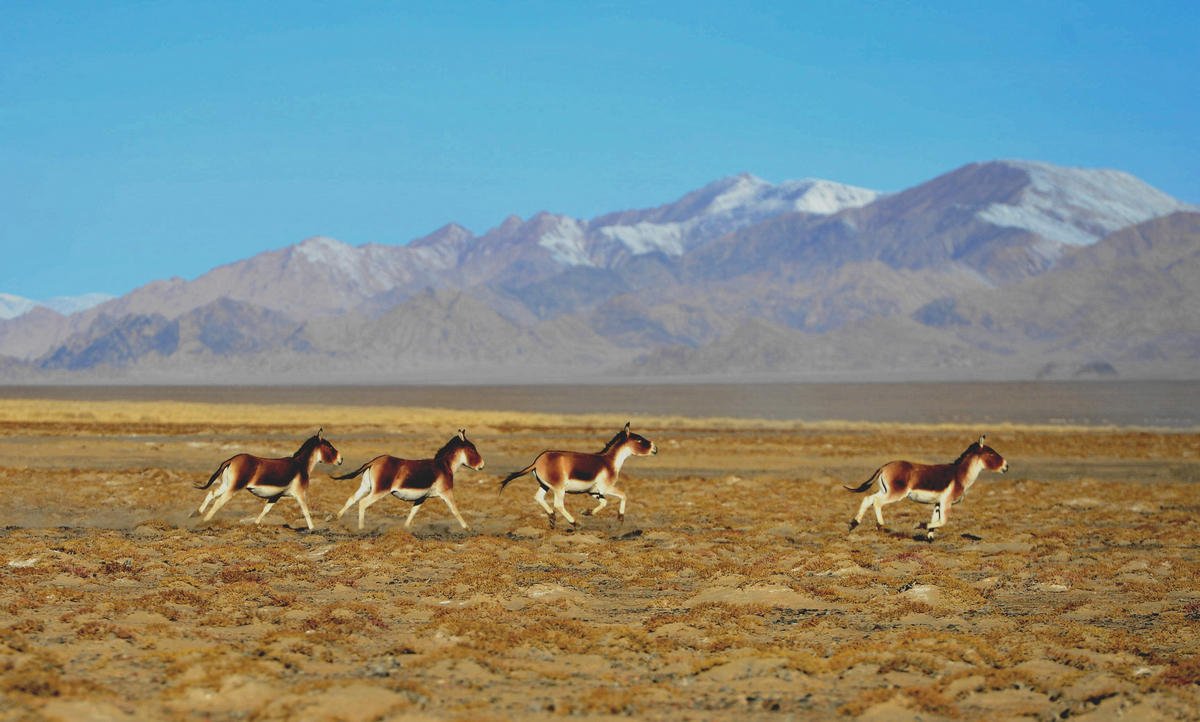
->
{"left": 1, "top": 398, "right": 1198, "bottom": 720}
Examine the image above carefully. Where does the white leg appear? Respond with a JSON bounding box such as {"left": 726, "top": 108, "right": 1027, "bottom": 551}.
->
{"left": 338, "top": 476, "right": 371, "bottom": 519}
{"left": 203, "top": 491, "right": 235, "bottom": 522}
{"left": 927, "top": 496, "right": 950, "bottom": 531}
{"left": 295, "top": 491, "right": 315, "bottom": 530}
{"left": 853, "top": 493, "right": 876, "bottom": 524}
{"left": 534, "top": 487, "right": 555, "bottom": 517}
{"left": 255, "top": 501, "right": 277, "bottom": 524}
{"left": 197, "top": 489, "right": 217, "bottom": 515}
{"left": 440, "top": 490, "right": 469, "bottom": 530}
{"left": 358, "top": 492, "right": 389, "bottom": 530}
{"left": 552, "top": 488, "right": 577, "bottom": 527}
{"left": 607, "top": 488, "right": 628, "bottom": 522}
{"left": 583, "top": 495, "right": 608, "bottom": 516}
{"left": 404, "top": 500, "right": 424, "bottom": 528}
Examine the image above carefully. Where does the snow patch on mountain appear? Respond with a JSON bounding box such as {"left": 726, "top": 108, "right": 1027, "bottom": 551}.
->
{"left": 0, "top": 293, "right": 37, "bottom": 320}
{"left": 788, "top": 179, "right": 880, "bottom": 215}
{"left": 43, "top": 293, "right": 116, "bottom": 315}
{"left": 597, "top": 223, "right": 685, "bottom": 256}
{"left": 590, "top": 174, "right": 879, "bottom": 259}
{"left": 979, "top": 160, "right": 1193, "bottom": 247}
{"left": 0, "top": 292, "right": 114, "bottom": 319}
{"left": 538, "top": 218, "right": 590, "bottom": 266}
{"left": 688, "top": 174, "right": 878, "bottom": 219}
{"left": 295, "top": 236, "right": 360, "bottom": 274}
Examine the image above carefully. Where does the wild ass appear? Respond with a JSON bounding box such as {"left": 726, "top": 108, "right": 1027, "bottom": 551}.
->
{"left": 500, "top": 422, "right": 656, "bottom": 528}
{"left": 846, "top": 435, "right": 1008, "bottom": 540}
{"left": 194, "top": 429, "right": 342, "bottom": 530}
{"left": 334, "top": 430, "right": 484, "bottom": 531}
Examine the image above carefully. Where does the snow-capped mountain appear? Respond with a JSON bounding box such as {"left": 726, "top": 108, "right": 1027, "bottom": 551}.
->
{"left": 42, "top": 293, "right": 117, "bottom": 316}
{"left": 690, "top": 160, "right": 1196, "bottom": 285}
{"left": 587, "top": 173, "right": 878, "bottom": 263}
{"left": 57, "top": 173, "right": 877, "bottom": 325}
{"left": 0, "top": 292, "right": 114, "bottom": 320}
{"left": 0, "top": 294, "right": 37, "bottom": 320}
{"left": 977, "top": 160, "right": 1192, "bottom": 257}
{"left": 2, "top": 161, "right": 1195, "bottom": 381}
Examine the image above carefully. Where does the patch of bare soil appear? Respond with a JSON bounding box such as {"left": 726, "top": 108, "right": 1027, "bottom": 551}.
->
{"left": 1, "top": 398, "right": 1198, "bottom": 720}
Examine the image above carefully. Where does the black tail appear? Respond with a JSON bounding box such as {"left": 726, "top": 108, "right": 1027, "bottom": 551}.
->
{"left": 843, "top": 469, "right": 880, "bottom": 493}
{"left": 195, "top": 459, "right": 231, "bottom": 490}
{"left": 499, "top": 459, "right": 538, "bottom": 494}
{"left": 331, "top": 461, "right": 371, "bottom": 481}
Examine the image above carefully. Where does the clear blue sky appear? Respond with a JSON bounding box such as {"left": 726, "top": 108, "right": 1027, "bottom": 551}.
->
{"left": 3, "top": 1, "right": 1197, "bottom": 300}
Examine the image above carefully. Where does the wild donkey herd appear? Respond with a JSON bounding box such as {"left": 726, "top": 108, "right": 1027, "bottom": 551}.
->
{"left": 193, "top": 424, "right": 1008, "bottom": 541}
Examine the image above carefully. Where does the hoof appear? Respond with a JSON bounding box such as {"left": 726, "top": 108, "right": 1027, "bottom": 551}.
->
{"left": 548, "top": 515, "right": 556, "bottom": 529}
{"left": 848, "top": 519, "right": 859, "bottom": 531}
{"left": 618, "top": 512, "right": 625, "bottom": 524}
{"left": 923, "top": 531, "right": 936, "bottom": 542}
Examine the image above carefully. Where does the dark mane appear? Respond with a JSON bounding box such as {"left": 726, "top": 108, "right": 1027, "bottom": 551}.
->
{"left": 953, "top": 442, "right": 982, "bottom": 465}
{"left": 435, "top": 436, "right": 465, "bottom": 461}
{"left": 292, "top": 435, "right": 323, "bottom": 459}
{"left": 597, "top": 429, "right": 626, "bottom": 455}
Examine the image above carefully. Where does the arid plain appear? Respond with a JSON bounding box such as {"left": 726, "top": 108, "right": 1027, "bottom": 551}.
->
{"left": 1, "top": 392, "right": 1198, "bottom": 720}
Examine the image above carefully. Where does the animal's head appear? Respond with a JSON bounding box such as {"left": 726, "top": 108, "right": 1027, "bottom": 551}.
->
{"left": 617, "top": 421, "right": 657, "bottom": 457}
{"left": 968, "top": 434, "right": 1008, "bottom": 474}
{"left": 444, "top": 429, "right": 485, "bottom": 470}
{"left": 303, "top": 427, "right": 343, "bottom": 466}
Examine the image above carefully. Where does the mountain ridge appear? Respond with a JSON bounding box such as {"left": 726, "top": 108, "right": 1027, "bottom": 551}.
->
{"left": 3, "top": 161, "right": 1196, "bottom": 382}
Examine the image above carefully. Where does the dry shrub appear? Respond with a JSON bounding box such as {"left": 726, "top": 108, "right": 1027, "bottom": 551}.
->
{"left": 837, "top": 687, "right": 899, "bottom": 716}
{"left": 0, "top": 653, "right": 106, "bottom": 699}
{"left": 298, "top": 602, "right": 390, "bottom": 638}
{"left": 217, "top": 563, "right": 265, "bottom": 584}
{"left": 1159, "top": 656, "right": 1200, "bottom": 687}
{"left": 75, "top": 621, "right": 134, "bottom": 641}
{"left": 577, "top": 684, "right": 643, "bottom": 715}
{"left": 825, "top": 629, "right": 981, "bottom": 677}
{"left": 4, "top": 618, "right": 45, "bottom": 635}
{"left": 58, "top": 562, "right": 95, "bottom": 579}
{"left": 979, "top": 668, "right": 1046, "bottom": 694}
{"left": 777, "top": 648, "right": 827, "bottom": 675}
{"left": 895, "top": 629, "right": 1005, "bottom": 668}
{"left": 902, "top": 684, "right": 959, "bottom": 717}
{"left": 0, "top": 626, "right": 31, "bottom": 653}
{"left": 98, "top": 558, "right": 143, "bottom": 577}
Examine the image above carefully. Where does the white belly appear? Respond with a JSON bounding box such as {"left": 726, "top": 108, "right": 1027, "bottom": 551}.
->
{"left": 906, "top": 489, "right": 941, "bottom": 504}
{"left": 391, "top": 487, "right": 433, "bottom": 502}
{"left": 564, "top": 479, "right": 599, "bottom": 494}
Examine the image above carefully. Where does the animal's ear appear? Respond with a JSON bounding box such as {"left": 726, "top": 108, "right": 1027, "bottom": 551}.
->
{"left": 978, "top": 434, "right": 986, "bottom": 447}
{"left": 318, "top": 427, "right": 324, "bottom": 439}
{"left": 623, "top": 421, "right": 631, "bottom": 435}
{"left": 458, "top": 429, "right": 467, "bottom": 441}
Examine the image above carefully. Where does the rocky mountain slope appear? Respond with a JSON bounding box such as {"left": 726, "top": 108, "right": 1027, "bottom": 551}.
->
{"left": 1, "top": 161, "right": 1194, "bottom": 382}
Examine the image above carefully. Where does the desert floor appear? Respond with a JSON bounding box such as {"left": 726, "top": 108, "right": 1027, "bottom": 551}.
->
{"left": 1, "top": 397, "right": 1198, "bottom": 720}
